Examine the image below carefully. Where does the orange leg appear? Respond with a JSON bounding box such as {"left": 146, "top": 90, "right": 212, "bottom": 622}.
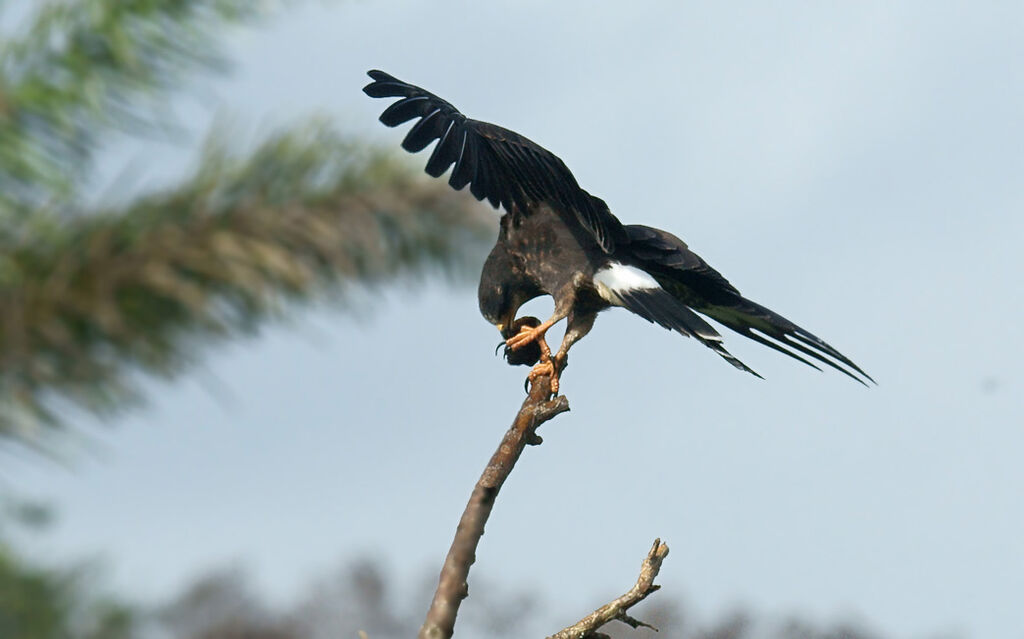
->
{"left": 527, "top": 358, "right": 555, "bottom": 387}
{"left": 506, "top": 318, "right": 556, "bottom": 352}
{"left": 508, "top": 317, "right": 573, "bottom": 395}
{"left": 526, "top": 347, "right": 569, "bottom": 395}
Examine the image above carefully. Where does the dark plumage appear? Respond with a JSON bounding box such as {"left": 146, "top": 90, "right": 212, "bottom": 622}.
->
{"left": 363, "top": 70, "right": 872, "bottom": 389}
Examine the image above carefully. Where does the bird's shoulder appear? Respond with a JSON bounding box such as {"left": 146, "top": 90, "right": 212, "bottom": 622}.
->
{"left": 622, "top": 224, "right": 741, "bottom": 299}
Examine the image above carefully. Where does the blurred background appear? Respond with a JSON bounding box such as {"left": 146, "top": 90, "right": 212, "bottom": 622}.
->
{"left": 1, "top": 1, "right": 1022, "bottom": 638}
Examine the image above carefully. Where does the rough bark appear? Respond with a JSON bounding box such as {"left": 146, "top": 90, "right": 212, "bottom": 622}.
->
{"left": 548, "top": 539, "right": 671, "bottom": 639}
{"left": 417, "top": 366, "right": 569, "bottom": 639}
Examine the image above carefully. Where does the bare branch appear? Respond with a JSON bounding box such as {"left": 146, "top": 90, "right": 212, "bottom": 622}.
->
{"left": 418, "top": 355, "right": 570, "bottom": 639}
{"left": 548, "top": 539, "right": 671, "bottom": 639}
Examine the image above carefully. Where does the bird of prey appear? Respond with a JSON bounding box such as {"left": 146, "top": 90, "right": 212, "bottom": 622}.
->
{"left": 363, "top": 70, "right": 872, "bottom": 392}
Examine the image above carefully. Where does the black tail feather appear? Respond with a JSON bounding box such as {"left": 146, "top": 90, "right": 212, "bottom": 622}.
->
{"left": 701, "top": 297, "right": 874, "bottom": 386}
{"left": 617, "top": 289, "right": 762, "bottom": 378}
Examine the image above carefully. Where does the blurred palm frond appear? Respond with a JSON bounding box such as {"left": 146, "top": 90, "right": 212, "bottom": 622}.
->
{"left": 0, "top": 0, "right": 274, "bottom": 214}
{"left": 0, "top": 122, "right": 495, "bottom": 449}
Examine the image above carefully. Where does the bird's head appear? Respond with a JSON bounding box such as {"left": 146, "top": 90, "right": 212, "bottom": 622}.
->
{"left": 481, "top": 293, "right": 542, "bottom": 366}
{"left": 479, "top": 249, "right": 544, "bottom": 366}
{"left": 480, "top": 286, "right": 542, "bottom": 366}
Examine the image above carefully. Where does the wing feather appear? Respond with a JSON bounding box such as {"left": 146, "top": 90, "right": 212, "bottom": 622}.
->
{"left": 379, "top": 96, "right": 432, "bottom": 126}
{"left": 449, "top": 129, "right": 474, "bottom": 189}
{"left": 424, "top": 120, "right": 457, "bottom": 177}
{"left": 402, "top": 108, "right": 448, "bottom": 152}
{"left": 364, "top": 70, "right": 622, "bottom": 252}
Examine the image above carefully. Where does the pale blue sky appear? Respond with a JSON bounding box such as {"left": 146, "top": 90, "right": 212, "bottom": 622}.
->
{"left": 6, "top": 2, "right": 1024, "bottom": 637}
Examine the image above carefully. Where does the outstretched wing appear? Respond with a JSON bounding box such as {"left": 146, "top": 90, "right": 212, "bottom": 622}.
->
{"left": 363, "top": 70, "right": 621, "bottom": 252}
{"left": 625, "top": 225, "right": 874, "bottom": 385}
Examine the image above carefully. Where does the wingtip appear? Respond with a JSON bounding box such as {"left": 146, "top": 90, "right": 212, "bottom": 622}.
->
{"left": 361, "top": 76, "right": 377, "bottom": 96}
{"left": 362, "top": 70, "right": 406, "bottom": 98}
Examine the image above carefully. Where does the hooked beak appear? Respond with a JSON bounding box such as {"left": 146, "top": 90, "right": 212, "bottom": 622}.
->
{"left": 496, "top": 309, "right": 519, "bottom": 340}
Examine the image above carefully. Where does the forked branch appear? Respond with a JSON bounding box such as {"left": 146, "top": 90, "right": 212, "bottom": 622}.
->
{"left": 548, "top": 539, "right": 671, "bottom": 639}
{"left": 417, "top": 337, "right": 671, "bottom": 639}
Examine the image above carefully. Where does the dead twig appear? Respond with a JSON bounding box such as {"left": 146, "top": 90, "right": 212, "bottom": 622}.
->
{"left": 547, "top": 539, "right": 671, "bottom": 639}
{"left": 417, "top": 354, "right": 570, "bottom": 639}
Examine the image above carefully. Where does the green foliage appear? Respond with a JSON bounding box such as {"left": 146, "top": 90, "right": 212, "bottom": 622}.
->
{"left": 0, "top": 1, "right": 496, "bottom": 450}
{"left": 0, "top": 122, "right": 493, "bottom": 449}
{"left": 0, "top": 0, "right": 492, "bottom": 635}
{"left": 0, "top": 0, "right": 271, "bottom": 214}
{"left": 0, "top": 543, "right": 135, "bottom": 639}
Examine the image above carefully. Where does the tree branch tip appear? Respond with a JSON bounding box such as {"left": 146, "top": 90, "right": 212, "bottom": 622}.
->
{"left": 532, "top": 395, "right": 570, "bottom": 422}
{"left": 547, "top": 536, "right": 673, "bottom": 639}
{"left": 619, "top": 612, "right": 658, "bottom": 631}
{"left": 546, "top": 395, "right": 571, "bottom": 412}
{"left": 539, "top": 393, "right": 569, "bottom": 408}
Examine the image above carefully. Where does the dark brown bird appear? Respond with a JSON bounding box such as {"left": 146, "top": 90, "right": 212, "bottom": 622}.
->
{"left": 363, "top": 70, "right": 872, "bottom": 392}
